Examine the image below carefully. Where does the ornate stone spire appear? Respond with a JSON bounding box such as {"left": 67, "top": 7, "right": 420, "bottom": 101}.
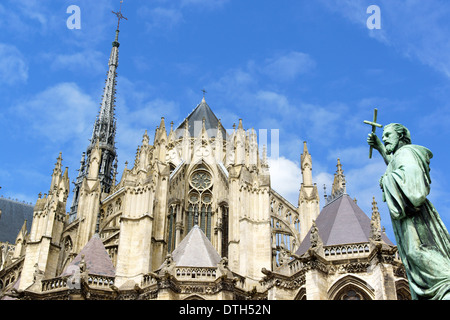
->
{"left": 300, "top": 141, "right": 313, "bottom": 186}
{"left": 370, "top": 197, "right": 382, "bottom": 241}
{"left": 323, "top": 159, "right": 347, "bottom": 205}
{"left": 51, "top": 152, "right": 63, "bottom": 187}
{"left": 298, "top": 141, "right": 320, "bottom": 242}
{"left": 331, "top": 158, "right": 346, "bottom": 197}
{"left": 69, "top": 9, "right": 126, "bottom": 222}
{"left": 89, "top": 0, "right": 127, "bottom": 148}
{"left": 90, "top": 27, "right": 120, "bottom": 148}
{"left": 88, "top": 25, "right": 121, "bottom": 179}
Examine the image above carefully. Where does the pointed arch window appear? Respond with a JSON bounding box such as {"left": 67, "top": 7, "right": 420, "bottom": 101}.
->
{"left": 186, "top": 167, "right": 214, "bottom": 240}
{"left": 220, "top": 205, "right": 229, "bottom": 258}
{"left": 167, "top": 204, "right": 177, "bottom": 253}
{"left": 341, "top": 290, "right": 363, "bottom": 300}
{"left": 294, "top": 218, "right": 301, "bottom": 233}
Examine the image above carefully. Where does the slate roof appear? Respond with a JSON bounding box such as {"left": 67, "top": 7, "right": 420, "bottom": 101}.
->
{"left": 61, "top": 234, "right": 115, "bottom": 277}
{"left": 295, "top": 194, "right": 393, "bottom": 256}
{"left": 0, "top": 198, "right": 33, "bottom": 243}
{"left": 176, "top": 98, "right": 227, "bottom": 139}
{"left": 162, "top": 225, "right": 222, "bottom": 268}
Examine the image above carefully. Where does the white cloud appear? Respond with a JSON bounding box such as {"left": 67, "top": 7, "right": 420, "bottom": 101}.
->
{"left": 314, "top": 171, "right": 333, "bottom": 194}
{"left": 0, "top": 43, "right": 28, "bottom": 85}
{"left": 319, "top": 0, "right": 450, "bottom": 78}
{"left": 142, "top": 7, "right": 184, "bottom": 30}
{"left": 345, "top": 161, "right": 386, "bottom": 195}
{"left": 16, "top": 0, "right": 48, "bottom": 26}
{"left": 139, "top": 0, "right": 229, "bottom": 32}
{"left": 211, "top": 68, "right": 256, "bottom": 95}
{"left": 47, "top": 50, "right": 105, "bottom": 74}
{"left": 327, "top": 145, "right": 368, "bottom": 167}
{"left": 268, "top": 156, "right": 301, "bottom": 205}
{"left": 115, "top": 98, "right": 179, "bottom": 171}
{"left": 180, "top": 0, "right": 229, "bottom": 9}
{"left": 380, "top": 0, "right": 450, "bottom": 77}
{"left": 255, "top": 91, "right": 292, "bottom": 115}
{"left": 0, "top": 1, "right": 51, "bottom": 36}
{"left": 261, "top": 52, "right": 316, "bottom": 82}
{"left": 114, "top": 77, "right": 181, "bottom": 167}
{"left": 15, "top": 82, "right": 97, "bottom": 144}
{"left": 296, "top": 101, "right": 349, "bottom": 146}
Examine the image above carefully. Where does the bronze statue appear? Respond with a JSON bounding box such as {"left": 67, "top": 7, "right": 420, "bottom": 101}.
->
{"left": 368, "top": 122, "right": 450, "bottom": 299}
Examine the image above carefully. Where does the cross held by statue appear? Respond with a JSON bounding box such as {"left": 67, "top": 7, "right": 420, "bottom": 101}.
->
{"left": 364, "top": 108, "right": 383, "bottom": 159}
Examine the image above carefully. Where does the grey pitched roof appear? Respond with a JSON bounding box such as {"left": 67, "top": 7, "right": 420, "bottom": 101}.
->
{"left": 296, "top": 194, "right": 393, "bottom": 256}
{"left": 0, "top": 198, "right": 33, "bottom": 243}
{"left": 176, "top": 98, "right": 227, "bottom": 139}
{"left": 61, "top": 234, "right": 115, "bottom": 277}
{"left": 165, "top": 225, "right": 222, "bottom": 268}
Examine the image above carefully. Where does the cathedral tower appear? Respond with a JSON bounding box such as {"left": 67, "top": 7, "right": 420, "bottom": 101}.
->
{"left": 18, "top": 154, "right": 69, "bottom": 291}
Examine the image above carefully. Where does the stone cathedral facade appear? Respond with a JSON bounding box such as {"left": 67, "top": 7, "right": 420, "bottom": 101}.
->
{"left": 0, "top": 24, "right": 411, "bottom": 300}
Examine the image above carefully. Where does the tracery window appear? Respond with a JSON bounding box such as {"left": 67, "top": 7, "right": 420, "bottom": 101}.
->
{"left": 340, "top": 289, "right": 364, "bottom": 300}
{"left": 220, "top": 205, "right": 229, "bottom": 258}
{"left": 186, "top": 167, "right": 213, "bottom": 239}
{"left": 333, "top": 285, "right": 372, "bottom": 300}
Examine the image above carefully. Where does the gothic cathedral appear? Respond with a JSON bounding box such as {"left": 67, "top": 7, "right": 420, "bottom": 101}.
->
{"left": 0, "top": 21, "right": 410, "bottom": 301}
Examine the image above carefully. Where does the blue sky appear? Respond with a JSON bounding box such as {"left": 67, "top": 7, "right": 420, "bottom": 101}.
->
{"left": 1, "top": 0, "right": 450, "bottom": 244}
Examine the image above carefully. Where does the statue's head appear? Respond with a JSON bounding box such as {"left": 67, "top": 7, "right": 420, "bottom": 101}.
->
{"left": 382, "top": 123, "right": 411, "bottom": 154}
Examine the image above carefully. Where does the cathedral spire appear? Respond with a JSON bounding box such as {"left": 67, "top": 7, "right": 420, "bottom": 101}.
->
{"left": 90, "top": 1, "right": 127, "bottom": 148}
{"left": 91, "top": 25, "right": 121, "bottom": 147}
{"left": 69, "top": 7, "right": 127, "bottom": 221}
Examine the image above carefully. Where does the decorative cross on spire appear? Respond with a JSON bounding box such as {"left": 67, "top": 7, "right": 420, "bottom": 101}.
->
{"left": 201, "top": 88, "right": 207, "bottom": 98}
{"left": 112, "top": 0, "right": 128, "bottom": 31}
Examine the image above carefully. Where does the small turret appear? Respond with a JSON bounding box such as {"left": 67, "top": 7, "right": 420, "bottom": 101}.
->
{"left": 298, "top": 141, "right": 320, "bottom": 241}
{"left": 214, "top": 119, "right": 224, "bottom": 164}
{"left": 331, "top": 158, "right": 346, "bottom": 197}
{"left": 370, "top": 197, "right": 382, "bottom": 241}
{"left": 235, "top": 119, "right": 245, "bottom": 165}
{"left": 50, "top": 152, "right": 63, "bottom": 191}
{"left": 300, "top": 141, "right": 313, "bottom": 186}
{"left": 155, "top": 117, "right": 168, "bottom": 161}
{"left": 12, "top": 220, "right": 28, "bottom": 260}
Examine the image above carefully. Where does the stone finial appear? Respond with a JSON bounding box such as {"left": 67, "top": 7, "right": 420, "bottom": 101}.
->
{"left": 370, "top": 197, "right": 382, "bottom": 241}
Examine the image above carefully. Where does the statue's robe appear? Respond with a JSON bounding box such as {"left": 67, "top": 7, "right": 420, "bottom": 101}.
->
{"left": 382, "top": 144, "right": 450, "bottom": 300}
